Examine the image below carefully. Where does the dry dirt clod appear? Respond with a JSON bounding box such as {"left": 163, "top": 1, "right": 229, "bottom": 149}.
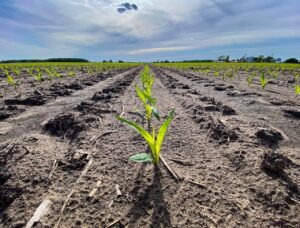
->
{"left": 256, "top": 128, "right": 283, "bottom": 146}
{"left": 261, "top": 151, "right": 292, "bottom": 174}
{"left": 43, "top": 113, "right": 86, "bottom": 139}
{"left": 282, "top": 109, "right": 300, "bottom": 119}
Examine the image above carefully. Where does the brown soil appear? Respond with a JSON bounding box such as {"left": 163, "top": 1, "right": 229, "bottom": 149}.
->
{"left": 0, "top": 66, "right": 299, "bottom": 228}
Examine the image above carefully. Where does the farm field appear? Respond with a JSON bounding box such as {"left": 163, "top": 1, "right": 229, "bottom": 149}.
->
{"left": 0, "top": 62, "right": 300, "bottom": 227}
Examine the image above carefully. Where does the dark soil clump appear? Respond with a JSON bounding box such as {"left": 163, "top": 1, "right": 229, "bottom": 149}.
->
{"left": 256, "top": 128, "right": 283, "bottom": 146}
{"left": 43, "top": 113, "right": 85, "bottom": 138}
{"left": 4, "top": 96, "right": 49, "bottom": 106}
{"left": 261, "top": 152, "right": 292, "bottom": 174}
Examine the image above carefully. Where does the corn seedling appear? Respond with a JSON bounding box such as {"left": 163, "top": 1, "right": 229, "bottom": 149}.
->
{"left": 295, "top": 85, "right": 300, "bottom": 95}
{"left": 68, "top": 71, "right": 76, "bottom": 77}
{"left": 45, "top": 68, "right": 53, "bottom": 81}
{"left": 35, "top": 68, "right": 42, "bottom": 82}
{"left": 213, "top": 70, "right": 220, "bottom": 77}
{"left": 259, "top": 72, "right": 268, "bottom": 89}
{"left": 247, "top": 72, "right": 256, "bottom": 86}
{"left": 13, "top": 68, "right": 21, "bottom": 76}
{"left": 6, "top": 70, "right": 20, "bottom": 90}
{"left": 117, "top": 109, "right": 175, "bottom": 165}
{"left": 295, "top": 73, "right": 299, "bottom": 82}
{"left": 117, "top": 65, "right": 174, "bottom": 165}
{"left": 137, "top": 66, "right": 160, "bottom": 130}
{"left": 52, "top": 68, "right": 61, "bottom": 79}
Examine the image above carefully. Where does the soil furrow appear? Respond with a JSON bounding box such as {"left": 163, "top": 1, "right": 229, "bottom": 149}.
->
{"left": 151, "top": 66, "right": 300, "bottom": 228}
{"left": 156, "top": 67, "right": 300, "bottom": 147}
{"left": 0, "top": 68, "right": 140, "bottom": 143}
{"left": 0, "top": 68, "right": 141, "bottom": 227}
{"left": 0, "top": 68, "right": 133, "bottom": 122}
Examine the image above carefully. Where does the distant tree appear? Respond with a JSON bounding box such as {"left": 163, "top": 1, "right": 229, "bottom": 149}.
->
{"left": 276, "top": 58, "right": 282, "bottom": 62}
{"left": 109, "top": 59, "right": 113, "bottom": 63}
{"left": 0, "top": 58, "right": 89, "bottom": 63}
{"left": 118, "top": 60, "right": 124, "bottom": 63}
{"left": 285, "top": 58, "right": 298, "bottom": 63}
{"left": 257, "top": 55, "right": 264, "bottom": 62}
{"left": 264, "top": 56, "right": 275, "bottom": 63}
{"left": 218, "top": 55, "right": 229, "bottom": 62}
{"left": 163, "top": 60, "right": 169, "bottom": 63}
{"left": 103, "top": 60, "right": 107, "bottom": 63}
{"left": 46, "top": 58, "right": 89, "bottom": 62}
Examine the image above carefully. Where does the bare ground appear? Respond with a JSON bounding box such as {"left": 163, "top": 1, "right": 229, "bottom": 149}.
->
{"left": 0, "top": 66, "right": 299, "bottom": 227}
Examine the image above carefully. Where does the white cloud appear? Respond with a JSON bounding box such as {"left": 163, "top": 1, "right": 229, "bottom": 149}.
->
{"left": 128, "top": 46, "right": 193, "bottom": 55}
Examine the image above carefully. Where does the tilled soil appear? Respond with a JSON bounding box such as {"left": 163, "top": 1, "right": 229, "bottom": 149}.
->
{"left": 0, "top": 66, "right": 299, "bottom": 227}
{"left": 0, "top": 68, "right": 132, "bottom": 122}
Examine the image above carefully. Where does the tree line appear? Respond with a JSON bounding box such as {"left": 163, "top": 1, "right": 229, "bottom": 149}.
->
{"left": 0, "top": 58, "right": 89, "bottom": 63}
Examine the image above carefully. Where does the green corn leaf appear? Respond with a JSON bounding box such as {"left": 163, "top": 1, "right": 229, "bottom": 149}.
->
{"left": 152, "top": 128, "right": 157, "bottom": 162}
{"left": 142, "top": 92, "right": 156, "bottom": 106}
{"left": 7, "top": 75, "right": 15, "bottom": 88}
{"left": 155, "top": 109, "right": 175, "bottom": 161}
{"left": 116, "top": 116, "right": 154, "bottom": 148}
{"left": 260, "top": 72, "right": 268, "bottom": 89}
{"left": 247, "top": 75, "right": 253, "bottom": 86}
{"left": 136, "top": 81, "right": 156, "bottom": 106}
{"left": 295, "top": 85, "right": 300, "bottom": 95}
{"left": 247, "top": 72, "right": 256, "bottom": 86}
{"left": 151, "top": 106, "right": 160, "bottom": 121}
{"left": 129, "top": 153, "right": 153, "bottom": 163}
{"left": 136, "top": 85, "right": 147, "bottom": 105}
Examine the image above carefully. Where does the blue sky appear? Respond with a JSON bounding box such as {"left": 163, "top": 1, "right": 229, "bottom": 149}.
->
{"left": 0, "top": 0, "right": 299, "bottom": 61}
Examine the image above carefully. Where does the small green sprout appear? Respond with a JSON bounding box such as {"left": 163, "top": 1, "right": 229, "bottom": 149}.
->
{"left": 247, "top": 72, "right": 256, "bottom": 86}
{"left": 117, "top": 109, "right": 175, "bottom": 165}
{"left": 295, "top": 85, "right": 300, "bottom": 95}
{"left": 137, "top": 66, "right": 160, "bottom": 130}
{"left": 35, "top": 68, "right": 42, "bottom": 82}
{"left": 213, "top": 70, "right": 220, "bottom": 77}
{"left": 295, "top": 73, "right": 299, "bottom": 82}
{"left": 260, "top": 72, "right": 268, "bottom": 89}
{"left": 5, "top": 69, "right": 20, "bottom": 90}
{"left": 68, "top": 71, "right": 76, "bottom": 77}
{"left": 45, "top": 68, "right": 53, "bottom": 81}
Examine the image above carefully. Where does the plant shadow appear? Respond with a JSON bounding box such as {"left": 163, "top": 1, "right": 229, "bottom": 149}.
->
{"left": 127, "top": 165, "right": 172, "bottom": 227}
{"left": 265, "top": 169, "right": 299, "bottom": 197}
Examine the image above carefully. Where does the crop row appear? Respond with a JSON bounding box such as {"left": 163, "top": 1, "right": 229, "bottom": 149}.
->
{"left": 0, "top": 62, "right": 140, "bottom": 91}
{"left": 154, "top": 62, "right": 300, "bottom": 95}
{"left": 117, "top": 65, "right": 175, "bottom": 165}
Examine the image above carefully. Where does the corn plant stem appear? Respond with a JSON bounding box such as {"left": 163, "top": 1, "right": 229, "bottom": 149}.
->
{"left": 146, "top": 119, "right": 151, "bottom": 154}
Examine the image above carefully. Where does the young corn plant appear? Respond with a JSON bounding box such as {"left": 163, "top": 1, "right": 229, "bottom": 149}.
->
{"left": 295, "top": 85, "right": 300, "bottom": 95}
{"left": 5, "top": 69, "right": 20, "bottom": 90}
{"left": 138, "top": 66, "right": 160, "bottom": 130}
{"left": 117, "top": 65, "right": 175, "bottom": 165}
{"left": 259, "top": 72, "right": 268, "bottom": 89}
{"left": 52, "top": 67, "right": 61, "bottom": 79}
{"left": 117, "top": 109, "right": 175, "bottom": 165}
{"left": 28, "top": 68, "right": 42, "bottom": 82}
{"left": 247, "top": 72, "right": 256, "bottom": 86}
{"left": 68, "top": 71, "right": 76, "bottom": 78}
{"left": 13, "top": 68, "right": 21, "bottom": 76}
{"left": 45, "top": 68, "right": 53, "bottom": 81}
